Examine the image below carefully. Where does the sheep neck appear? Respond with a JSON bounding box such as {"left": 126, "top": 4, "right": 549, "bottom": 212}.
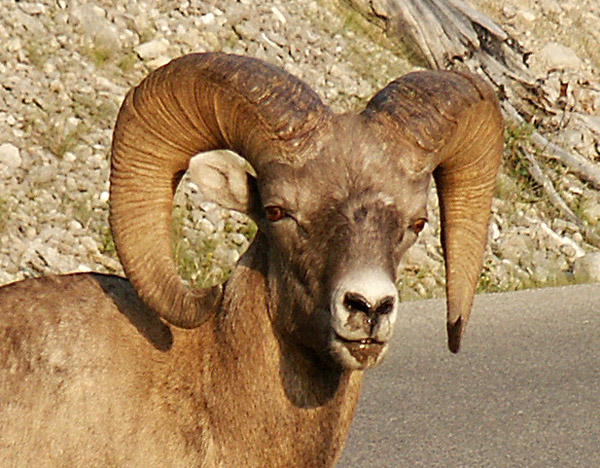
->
{"left": 198, "top": 240, "right": 364, "bottom": 467}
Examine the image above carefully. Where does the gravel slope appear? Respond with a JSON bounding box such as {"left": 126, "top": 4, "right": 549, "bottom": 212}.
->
{"left": 0, "top": 0, "right": 598, "bottom": 296}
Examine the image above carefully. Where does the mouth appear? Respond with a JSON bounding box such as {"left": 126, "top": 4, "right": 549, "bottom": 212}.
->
{"left": 332, "top": 333, "right": 387, "bottom": 370}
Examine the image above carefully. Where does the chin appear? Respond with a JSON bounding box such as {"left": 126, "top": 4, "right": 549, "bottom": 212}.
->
{"left": 329, "top": 333, "right": 389, "bottom": 371}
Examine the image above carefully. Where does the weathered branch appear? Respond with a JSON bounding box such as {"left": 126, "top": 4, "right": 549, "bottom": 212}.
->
{"left": 519, "top": 146, "right": 600, "bottom": 248}
{"left": 504, "top": 103, "right": 600, "bottom": 190}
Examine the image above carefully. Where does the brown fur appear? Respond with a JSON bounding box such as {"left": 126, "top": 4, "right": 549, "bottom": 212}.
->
{"left": 0, "top": 264, "right": 361, "bottom": 467}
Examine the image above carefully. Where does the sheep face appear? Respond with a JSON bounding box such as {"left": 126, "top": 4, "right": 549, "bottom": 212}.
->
{"left": 254, "top": 120, "right": 430, "bottom": 370}
{"left": 112, "top": 53, "right": 503, "bottom": 357}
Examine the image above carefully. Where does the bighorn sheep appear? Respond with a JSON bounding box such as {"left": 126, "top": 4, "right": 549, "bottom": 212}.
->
{"left": 0, "top": 53, "right": 503, "bottom": 467}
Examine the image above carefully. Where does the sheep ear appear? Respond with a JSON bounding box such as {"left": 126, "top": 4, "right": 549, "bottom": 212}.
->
{"left": 188, "top": 150, "right": 257, "bottom": 214}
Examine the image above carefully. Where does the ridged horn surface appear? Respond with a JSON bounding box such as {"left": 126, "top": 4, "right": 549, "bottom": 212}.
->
{"left": 362, "top": 71, "right": 504, "bottom": 352}
{"left": 110, "top": 53, "right": 329, "bottom": 328}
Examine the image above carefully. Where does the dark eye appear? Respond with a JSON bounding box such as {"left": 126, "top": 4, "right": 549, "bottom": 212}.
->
{"left": 265, "top": 206, "right": 286, "bottom": 222}
{"left": 411, "top": 218, "right": 427, "bottom": 234}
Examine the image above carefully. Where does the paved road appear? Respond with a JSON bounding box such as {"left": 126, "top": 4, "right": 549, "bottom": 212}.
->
{"left": 339, "top": 284, "right": 600, "bottom": 468}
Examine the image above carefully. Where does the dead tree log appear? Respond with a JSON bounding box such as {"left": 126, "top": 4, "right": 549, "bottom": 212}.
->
{"left": 345, "top": 0, "right": 600, "bottom": 240}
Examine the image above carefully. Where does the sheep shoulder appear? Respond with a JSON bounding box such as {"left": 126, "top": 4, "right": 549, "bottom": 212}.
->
{"left": 0, "top": 269, "right": 361, "bottom": 467}
{"left": 0, "top": 273, "right": 214, "bottom": 467}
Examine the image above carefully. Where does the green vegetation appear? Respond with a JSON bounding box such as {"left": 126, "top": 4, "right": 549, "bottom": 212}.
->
{"left": 238, "top": 219, "right": 258, "bottom": 241}
{"left": 397, "top": 264, "right": 444, "bottom": 301}
{"left": 172, "top": 205, "right": 226, "bottom": 288}
{"left": 83, "top": 44, "right": 115, "bottom": 68}
{"left": 74, "top": 199, "right": 93, "bottom": 228}
{"left": 46, "top": 121, "right": 89, "bottom": 159}
{"left": 25, "top": 40, "right": 50, "bottom": 69}
{"left": 500, "top": 121, "right": 540, "bottom": 200}
{"left": 117, "top": 50, "right": 138, "bottom": 73}
{"left": 98, "top": 224, "right": 116, "bottom": 255}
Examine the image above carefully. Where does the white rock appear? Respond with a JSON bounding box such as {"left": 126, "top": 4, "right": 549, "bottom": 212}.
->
{"left": 63, "top": 152, "right": 77, "bottom": 162}
{"left": 18, "top": 2, "right": 45, "bottom": 15}
{"left": 24, "top": 227, "right": 37, "bottom": 240}
{"left": 582, "top": 202, "right": 600, "bottom": 223}
{"left": 198, "top": 218, "right": 216, "bottom": 235}
{"left": 0, "top": 143, "right": 22, "bottom": 168}
{"left": 146, "top": 56, "right": 172, "bottom": 69}
{"left": 539, "top": 0, "right": 561, "bottom": 15}
{"left": 76, "top": 264, "right": 92, "bottom": 273}
{"left": 199, "top": 13, "right": 215, "bottom": 25}
{"left": 573, "top": 253, "right": 600, "bottom": 283}
{"left": 271, "top": 6, "right": 287, "bottom": 24}
{"left": 81, "top": 236, "right": 100, "bottom": 254}
{"left": 135, "top": 38, "right": 170, "bottom": 60}
{"left": 226, "top": 249, "right": 240, "bottom": 264}
{"left": 536, "top": 42, "right": 583, "bottom": 71}
{"left": 68, "top": 220, "right": 83, "bottom": 231}
{"left": 516, "top": 8, "right": 536, "bottom": 24}
{"left": 38, "top": 245, "right": 61, "bottom": 268}
{"left": 489, "top": 221, "right": 501, "bottom": 241}
{"left": 230, "top": 233, "right": 248, "bottom": 246}
{"left": 502, "top": 5, "right": 516, "bottom": 19}
{"left": 70, "top": 4, "right": 121, "bottom": 49}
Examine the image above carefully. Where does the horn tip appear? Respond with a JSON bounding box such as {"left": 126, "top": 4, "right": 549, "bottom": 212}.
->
{"left": 447, "top": 316, "right": 464, "bottom": 354}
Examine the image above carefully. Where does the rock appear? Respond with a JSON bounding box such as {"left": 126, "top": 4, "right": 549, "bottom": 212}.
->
{"left": 271, "top": 6, "right": 287, "bottom": 24}
{"left": 401, "top": 243, "right": 439, "bottom": 271}
{"left": 581, "top": 201, "right": 600, "bottom": 224}
{"left": 502, "top": 5, "right": 516, "bottom": 19}
{"left": 226, "top": 249, "right": 240, "bottom": 264}
{"left": 229, "top": 233, "right": 248, "bottom": 246}
{"left": 81, "top": 236, "right": 100, "bottom": 254}
{"left": 146, "top": 56, "right": 172, "bottom": 69}
{"left": 534, "top": 42, "right": 583, "bottom": 71}
{"left": 68, "top": 220, "right": 83, "bottom": 231}
{"left": 135, "top": 38, "right": 170, "bottom": 60}
{"left": 531, "top": 265, "right": 551, "bottom": 284}
{"left": 18, "top": 2, "right": 46, "bottom": 15}
{"left": 496, "top": 231, "right": 532, "bottom": 265}
{"left": 234, "top": 21, "right": 260, "bottom": 41}
{"left": 38, "top": 245, "right": 61, "bottom": 268}
{"left": 35, "top": 165, "right": 56, "bottom": 184}
{"left": 198, "top": 13, "right": 216, "bottom": 26}
{"left": 539, "top": 0, "right": 561, "bottom": 15}
{"left": 0, "top": 142, "right": 21, "bottom": 169}
{"left": 516, "top": 8, "right": 536, "bottom": 24}
{"left": 573, "top": 253, "right": 600, "bottom": 283}
{"left": 197, "top": 218, "right": 216, "bottom": 235}
{"left": 70, "top": 4, "right": 121, "bottom": 50}
{"left": 559, "top": 244, "right": 577, "bottom": 258}
{"left": 489, "top": 221, "right": 501, "bottom": 241}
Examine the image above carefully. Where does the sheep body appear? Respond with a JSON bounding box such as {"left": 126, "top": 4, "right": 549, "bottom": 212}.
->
{"left": 0, "top": 53, "right": 503, "bottom": 467}
{"left": 0, "top": 273, "right": 361, "bottom": 467}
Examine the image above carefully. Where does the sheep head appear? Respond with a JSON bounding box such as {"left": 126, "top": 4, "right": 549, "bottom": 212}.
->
{"left": 110, "top": 53, "right": 503, "bottom": 370}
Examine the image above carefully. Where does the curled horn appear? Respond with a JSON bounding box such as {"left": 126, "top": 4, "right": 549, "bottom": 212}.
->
{"left": 362, "top": 71, "right": 503, "bottom": 352}
{"left": 110, "top": 53, "right": 329, "bottom": 328}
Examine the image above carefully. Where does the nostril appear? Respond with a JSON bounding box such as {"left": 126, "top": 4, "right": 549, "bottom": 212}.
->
{"left": 343, "top": 292, "right": 371, "bottom": 314}
{"left": 343, "top": 292, "right": 396, "bottom": 316}
{"left": 374, "top": 296, "right": 395, "bottom": 315}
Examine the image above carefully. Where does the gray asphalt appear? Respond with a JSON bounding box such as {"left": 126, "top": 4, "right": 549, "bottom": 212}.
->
{"left": 339, "top": 284, "right": 600, "bottom": 468}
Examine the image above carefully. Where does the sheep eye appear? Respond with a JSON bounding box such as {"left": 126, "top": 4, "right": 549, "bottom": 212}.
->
{"left": 265, "top": 206, "right": 286, "bottom": 222}
{"left": 411, "top": 218, "right": 427, "bottom": 234}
